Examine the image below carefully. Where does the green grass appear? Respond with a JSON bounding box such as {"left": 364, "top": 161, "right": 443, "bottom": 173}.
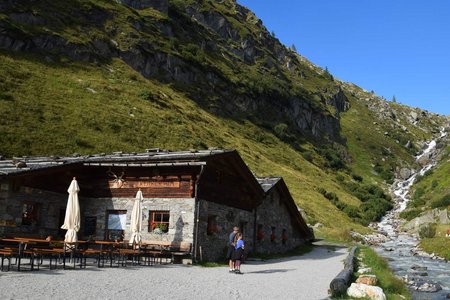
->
{"left": 0, "top": 50, "right": 369, "bottom": 239}
{"left": 419, "top": 225, "right": 450, "bottom": 260}
{"left": 356, "top": 246, "right": 411, "bottom": 300}
{"left": 409, "top": 144, "right": 450, "bottom": 207}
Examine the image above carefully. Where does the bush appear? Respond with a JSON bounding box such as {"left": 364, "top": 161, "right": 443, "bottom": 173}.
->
{"left": 399, "top": 209, "right": 422, "bottom": 221}
{"left": 415, "top": 174, "right": 424, "bottom": 184}
{"left": 302, "top": 151, "right": 313, "bottom": 162}
{"left": 419, "top": 223, "right": 437, "bottom": 239}
{"left": 408, "top": 187, "right": 426, "bottom": 208}
{"left": 423, "top": 169, "right": 434, "bottom": 177}
{"left": 273, "top": 123, "right": 289, "bottom": 139}
{"left": 321, "top": 148, "right": 346, "bottom": 170}
{"left": 324, "top": 192, "right": 338, "bottom": 201}
{"left": 336, "top": 174, "right": 344, "bottom": 182}
{"left": 316, "top": 187, "right": 326, "bottom": 195}
{"left": 431, "top": 180, "right": 438, "bottom": 188}
{"left": 343, "top": 205, "right": 360, "bottom": 219}
{"left": 352, "top": 173, "right": 363, "bottom": 182}
{"left": 138, "top": 89, "right": 157, "bottom": 101}
{"left": 430, "top": 194, "right": 450, "bottom": 209}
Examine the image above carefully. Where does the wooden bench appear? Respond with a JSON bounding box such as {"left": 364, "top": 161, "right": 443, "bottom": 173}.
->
{"left": 140, "top": 241, "right": 192, "bottom": 264}
{"left": 168, "top": 242, "right": 192, "bottom": 264}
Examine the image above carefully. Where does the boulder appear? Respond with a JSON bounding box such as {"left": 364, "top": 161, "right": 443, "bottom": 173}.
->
{"left": 417, "top": 153, "right": 431, "bottom": 166}
{"left": 417, "top": 282, "right": 442, "bottom": 292}
{"left": 347, "top": 283, "right": 386, "bottom": 300}
{"left": 411, "top": 264, "right": 427, "bottom": 271}
{"left": 399, "top": 168, "right": 411, "bottom": 180}
{"left": 356, "top": 274, "right": 378, "bottom": 286}
{"left": 438, "top": 209, "right": 450, "bottom": 224}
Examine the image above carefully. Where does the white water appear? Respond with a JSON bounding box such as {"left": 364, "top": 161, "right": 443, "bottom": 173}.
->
{"left": 375, "top": 128, "right": 450, "bottom": 299}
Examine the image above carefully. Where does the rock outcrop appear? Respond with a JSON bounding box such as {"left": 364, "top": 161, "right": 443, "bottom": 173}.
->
{"left": 0, "top": 0, "right": 348, "bottom": 142}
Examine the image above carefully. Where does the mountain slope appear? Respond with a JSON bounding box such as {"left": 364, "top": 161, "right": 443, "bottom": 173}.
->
{"left": 0, "top": 0, "right": 448, "bottom": 241}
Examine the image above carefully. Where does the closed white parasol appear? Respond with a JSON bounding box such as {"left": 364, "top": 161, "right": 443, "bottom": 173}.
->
{"left": 61, "top": 177, "right": 81, "bottom": 244}
{"left": 129, "top": 189, "right": 143, "bottom": 247}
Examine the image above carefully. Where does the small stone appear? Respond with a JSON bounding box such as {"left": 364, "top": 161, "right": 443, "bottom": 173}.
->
{"left": 357, "top": 267, "right": 372, "bottom": 274}
{"left": 356, "top": 274, "right": 378, "bottom": 286}
{"left": 411, "top": 265, "right": 427, "bottom": 271}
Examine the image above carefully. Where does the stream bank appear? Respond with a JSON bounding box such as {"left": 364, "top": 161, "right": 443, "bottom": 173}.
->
{"left": 365, "top": 128, "right": 449, "bottom": 299}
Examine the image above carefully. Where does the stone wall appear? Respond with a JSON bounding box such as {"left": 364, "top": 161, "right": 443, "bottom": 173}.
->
{"left": 254, "top": 188, "right": 305, "bottom": 254}
{"left": 0, "top": 179, "right": 196, "bottom": 243}
{"left": 196, "top": 199, "right": 255, "bottom": 262}
{"left": 0, "top": 180, "right": 67, "bottom": 237}
{"left": 81, "top": 196, "right": 195, "bottom": 243}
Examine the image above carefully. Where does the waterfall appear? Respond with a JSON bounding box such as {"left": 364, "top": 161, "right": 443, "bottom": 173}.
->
{"left": 373, "top": 127, "right": 450, "bottom": 299}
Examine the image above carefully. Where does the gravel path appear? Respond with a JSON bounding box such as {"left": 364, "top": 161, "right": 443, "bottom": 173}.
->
{"left": 0, "top": 245, "right": 348, "bottom": 300}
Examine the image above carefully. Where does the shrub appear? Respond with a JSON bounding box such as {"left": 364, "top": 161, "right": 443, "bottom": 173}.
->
{"left": 419, "top": 223, "right": 437, "bottom": 239}
{"left": 324, "top": 192, "right": 338, "bottom": 202}
{"left": 322, "top": 148, "right": 346, "bottom": 170}
{"left": 316, "top": 187, "right": 326, "bottom": 195}
{"left": 399, "top": 209, "right": 422, "bottom": 221}
{"left": 273, "top": 123, "right": 289, "bottom": 139}
{"left": 302, "top": 151, "right": 313, "bottom": 162}
{"left": 431, "top": 180, "right": 438, "bottom": 188}
{"left": 336, "top": 174, "right": 344, "bottom": 182}
{"left": 408, "top": 187, "right": 426, "bottom": 208}
{"left": 343, "top": 205, "right": 360, "bottom": 219}
{"left": 430, "top": 194, "right": 450, "bottom": 209}
{"left": 415, "top": 174, "right": 424, "bottom": 184}
{"left": 352, "top": 173, "right": 363, "bottom": 182}
{"left": 423, "top": 169, "right": 434, "bottom": 177}
{"left": 138, "top": 89, "right": 157, "bottom": 101}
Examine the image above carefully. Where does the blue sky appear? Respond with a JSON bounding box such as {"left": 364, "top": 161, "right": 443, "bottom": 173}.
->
{"left": 237, "top": 1, "right": 450, "bottom": 116}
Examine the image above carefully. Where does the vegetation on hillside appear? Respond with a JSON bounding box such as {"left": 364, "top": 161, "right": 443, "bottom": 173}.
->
{"left": 0, "top": 0, "right": 448, "bottom": 243}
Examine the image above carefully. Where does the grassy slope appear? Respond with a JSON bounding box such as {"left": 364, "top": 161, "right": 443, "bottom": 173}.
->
{"left": 411, "top": 144, "right": 450, "bottom": 205}
{"left": 0, "top": 51, "right": 368, "bottom": 239}
{"left": 419, "top": 225, "right": 450, "bottom": 260}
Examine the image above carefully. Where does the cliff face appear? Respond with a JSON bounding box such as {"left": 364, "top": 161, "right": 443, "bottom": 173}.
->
{"left": 0, "top": 0, "right": 348, "bottom": 142}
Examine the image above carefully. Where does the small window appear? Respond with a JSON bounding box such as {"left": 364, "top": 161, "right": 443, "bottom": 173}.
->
{"left": 22, "top": 202, "right": 40, "bottom": 226}
{"left": 257, "top": 224, "right": 264, "bottom": 241}
{"left": 281, "top": 229, "right": 287, "bottom": 245}
{"left": 106, "top": 210, "right": 127, "bottom": 241}
{"left": 270, "top": 226, "right": 276, "bottom": 242}
{"left": 207, "top": 215, "right": 218, "bottom": 235}
{"left": 149, "top": 211, "right": 170, "bottom": 233}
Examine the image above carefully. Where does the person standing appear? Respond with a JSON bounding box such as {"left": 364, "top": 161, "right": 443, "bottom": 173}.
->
{"left": 226, "top": 226, "right": 239, "bottom": 272}
{"left": 232, "top": 232, "right": 244, "bottom": 274}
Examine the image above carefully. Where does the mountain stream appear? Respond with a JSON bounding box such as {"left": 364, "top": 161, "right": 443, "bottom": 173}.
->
{"left": 373, "top": 129, "right": 449, "bottom": 299}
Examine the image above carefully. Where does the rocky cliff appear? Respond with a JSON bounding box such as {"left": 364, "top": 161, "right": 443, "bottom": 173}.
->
{"left": 0, "top": 0, "right": 349, "bottom": 142}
